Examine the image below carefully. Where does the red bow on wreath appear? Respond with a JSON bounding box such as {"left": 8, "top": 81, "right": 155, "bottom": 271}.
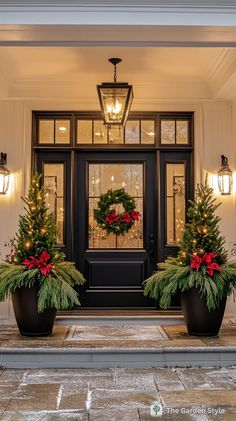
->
{"left": 190, "top": 252, "right": 221, "bottom": 277}
{"left": 23, "top": 251, "right": 53, "bottom": 276}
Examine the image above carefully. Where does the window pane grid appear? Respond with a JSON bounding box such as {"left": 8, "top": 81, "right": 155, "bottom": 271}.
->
{"left": 161, "top": 119, "right": 189, "bottom": 145}
{"left": 77, "top": 119, "right": 156, "bottom": 145}
{"left": 39, "top": 119, "right": 71, "bottom": 144}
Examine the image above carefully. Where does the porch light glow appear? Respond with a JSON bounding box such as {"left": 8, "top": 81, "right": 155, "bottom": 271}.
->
{"left": 218, "top": 155, "right": 232, "bottom": 195}
{"left": 0, "top": 153, "right": 10, "bottom": 195}
{"left": 97, "top": 58, "right": 133, "bottom": 127}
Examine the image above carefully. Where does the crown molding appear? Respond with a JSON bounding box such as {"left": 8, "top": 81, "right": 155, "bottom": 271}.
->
{"left": 1, "top": 1, "right": 236, "bottom": 26}
{"left": 1, "top": 1, "right": 236, "bottom": 8}
{"left": 2, "top": 26, "right": 236, "bottom": 47}
{"left": 207, "top": 49, "right": 236, "bottom": 97}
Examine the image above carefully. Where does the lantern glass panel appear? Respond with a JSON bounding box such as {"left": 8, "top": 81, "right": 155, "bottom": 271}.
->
{"left": 99, "top": 86, "right": 131, "bottom": 125}
{"left": 0, "top": 167, "right": 10, "bottom": 194}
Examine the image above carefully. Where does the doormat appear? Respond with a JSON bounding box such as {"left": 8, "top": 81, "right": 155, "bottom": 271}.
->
{"left": 66, "top": 325, "right": 169, "bottom": 341}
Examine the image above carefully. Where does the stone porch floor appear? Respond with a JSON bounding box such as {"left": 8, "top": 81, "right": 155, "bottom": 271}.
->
{"left": 0, "top": 322, "right": 236, "bottom": 349}
{"left": 0, "top": 367, "right": 236, "bottom": 420}
{"left": 0, "top": 322, "right": 236, "bottom": 369}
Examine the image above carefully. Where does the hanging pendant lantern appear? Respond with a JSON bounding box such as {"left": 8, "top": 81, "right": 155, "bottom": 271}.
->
{"left": 218, "top": 155, "right": 233, "bottom": 195}
{"left": 0, "top": 153, "right": 10, "bottom": 195}
{"left": 97, "top": 58, "right": 133, "bottom": 127}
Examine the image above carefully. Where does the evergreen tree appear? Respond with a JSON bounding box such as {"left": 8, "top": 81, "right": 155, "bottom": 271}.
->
{"left": 15, "top": 173, "right": 62, "bottom": 263}
{"left": 179, "top": 183, "right": 227, "bottom": 265}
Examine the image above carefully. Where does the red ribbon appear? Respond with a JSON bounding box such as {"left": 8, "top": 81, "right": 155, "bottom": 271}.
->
{"left": 23, "top": 251, "right": 53, "bottom": 276}
{"left": 190, "top": 252, "right": 221, "bottom": 277}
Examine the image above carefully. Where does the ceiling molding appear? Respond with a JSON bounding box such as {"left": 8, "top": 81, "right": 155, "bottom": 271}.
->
{"left": 1, "top": 2, "right": 236, "bottom": 26}
{"left": 2, "top": 26, "right": 236, "bottom": 47}
{"left": 8, "top": 77, "right": 211, "bottom": 100}
{"left": 207, "top": 49, "right": 236, "bottom": 97}
{"left": 2, "top": 1, "right": 236, "bottom": 8}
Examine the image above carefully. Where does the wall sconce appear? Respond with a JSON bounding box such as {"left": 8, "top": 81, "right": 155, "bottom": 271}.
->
{"left": 97, "top": 58, "right": 134, "bottom": 127}
{"left": 218, "top": 155, "right": 233, "bottom": 195}
{"left": 0, "top": 153, "right": 10, "bottom": 195}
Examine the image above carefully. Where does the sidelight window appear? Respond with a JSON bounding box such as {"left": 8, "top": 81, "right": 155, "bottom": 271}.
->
{"left": 43, "top": 163, "right": 65, "bottom": 246}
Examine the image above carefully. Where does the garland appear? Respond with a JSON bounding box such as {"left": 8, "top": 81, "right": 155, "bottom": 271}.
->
{"left": 94, "top": 188, "right": 141, "bottom": 236}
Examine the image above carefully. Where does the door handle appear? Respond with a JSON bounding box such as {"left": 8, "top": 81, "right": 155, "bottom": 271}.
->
{"left": 149, "top": 233, "right": 155, "bottom": 257}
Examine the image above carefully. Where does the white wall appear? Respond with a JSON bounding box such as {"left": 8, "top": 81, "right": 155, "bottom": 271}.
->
{"left": 0, "top": 98, "right": 235, "bottom": 321}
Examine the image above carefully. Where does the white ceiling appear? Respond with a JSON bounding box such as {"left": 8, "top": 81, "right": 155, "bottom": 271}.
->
{"left": 0, "top": 46, "right": 236, "bottom": 101}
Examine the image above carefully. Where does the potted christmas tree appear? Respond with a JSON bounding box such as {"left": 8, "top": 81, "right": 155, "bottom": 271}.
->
{"left": 143, "top": 183, "right": 236, "bottom": 336}
{"left": 0, "top": 174, "right": 85, "bottom": 336}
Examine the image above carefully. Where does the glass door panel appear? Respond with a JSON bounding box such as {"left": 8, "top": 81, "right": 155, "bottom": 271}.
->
{"left": 88, "top": 163, "right": 144, "bottom": 249}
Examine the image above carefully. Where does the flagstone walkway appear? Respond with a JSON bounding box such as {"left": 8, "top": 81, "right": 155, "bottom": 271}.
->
{"left": 0, "top": 366, "right": 236, "bottom": 420}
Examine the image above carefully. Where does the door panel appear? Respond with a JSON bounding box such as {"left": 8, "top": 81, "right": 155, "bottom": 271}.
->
{"left": 75, "top": 152, "right": 156, "bottom": 307}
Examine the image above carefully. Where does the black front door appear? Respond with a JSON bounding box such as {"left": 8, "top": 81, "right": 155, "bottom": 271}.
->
{"left": 75, "top": 151, "right": 156, "bottom": 307}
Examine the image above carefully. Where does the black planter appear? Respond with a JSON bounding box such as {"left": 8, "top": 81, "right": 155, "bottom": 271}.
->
{"left": 181, "top": 287, "right": 226, "bottom": 337}
{"left": 12, "top": 283, "right": 56, "bottom": 337}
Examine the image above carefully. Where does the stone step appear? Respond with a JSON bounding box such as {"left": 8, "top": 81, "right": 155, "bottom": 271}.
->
{"left": 1, "top": 322, "right": 235, "bottom": 369}
{"left": 1, "top": 345, "right": 236, "bottom": 369}
{"left": 56, "top": 315, "right": 184, "bottom": 326}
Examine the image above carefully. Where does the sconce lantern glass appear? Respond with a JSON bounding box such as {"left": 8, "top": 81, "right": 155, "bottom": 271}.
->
{"left": 218, "top": 155, "right": 232, "bottom": 196}
{"left": 0, "top": 153, "right": 10, "bottom": 195}
{"left": 97, "top": 58, "right": 133, "bottom": 127}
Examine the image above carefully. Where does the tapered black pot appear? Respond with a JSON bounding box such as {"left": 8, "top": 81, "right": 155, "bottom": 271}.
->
{"left": 181, "top": 287, "right": 226, "bottom": 337}
{"left": 12, "top": 283, "right": 56, "bottom": 337}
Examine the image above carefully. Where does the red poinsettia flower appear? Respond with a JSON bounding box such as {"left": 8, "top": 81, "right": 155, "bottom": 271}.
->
{"left": 190, "top": 254, "right": 202, "bottom": 270}
{"left": 202, "top": 252, "right": 217, "bottom": 264}
{"left": 105, "top": 211, "right": 119, "bottom": 225}
{"left": 40, "top": 264, "right": 53, "bottom": 277}
{"left": 206, "top": 261, "right": 222, "bottom": 277}
{"left": 189, "top": 252, "right": 222, "bottom": 277}
{"left": 39, "top": 251, "right": 50, "bottom": 263}
{"left": 122, "top": 212, "right": 131, "bottom": 224}
{"left": 131, "top": 210, "right": 141, "bottom": 221}
{"left": 23, "top": 251, "right": 53, "bottom": 276}
{"left": 22, "top": 259, "right": 35, "bottom": 269}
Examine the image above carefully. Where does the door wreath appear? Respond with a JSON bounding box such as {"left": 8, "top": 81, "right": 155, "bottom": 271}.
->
{"left": 94, "top": 188, "right": 141, "bottom": 236}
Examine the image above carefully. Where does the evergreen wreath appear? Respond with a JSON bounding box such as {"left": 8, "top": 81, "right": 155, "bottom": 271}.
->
{"left": 94, "top": 188, "right": 141, "bottom": 236}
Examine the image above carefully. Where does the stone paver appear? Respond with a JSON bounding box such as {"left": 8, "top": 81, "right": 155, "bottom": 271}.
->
{"left": 177, "top": 367, "right": 236, "bottom": 390}
{"left": 160, "top": 390, "right": 236, "bottom": 407}
{"left": 154, "top": 368, "right": 186, "bottom": 391}
{"left": 1, "top": 411, "right": 88, "bottom": 420}
{"left": 89, "top": 408, "right": 139, "bottom": 421}
{"left": 7, "top": 384, "right": 61, "bottom": 411}
{"left": 0, "top": 366, "right": 235, "bottom": 419}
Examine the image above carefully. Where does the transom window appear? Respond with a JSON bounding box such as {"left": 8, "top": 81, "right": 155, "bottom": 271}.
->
{"left": 34, "top": 112, "right": 193, "bottom": 147}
